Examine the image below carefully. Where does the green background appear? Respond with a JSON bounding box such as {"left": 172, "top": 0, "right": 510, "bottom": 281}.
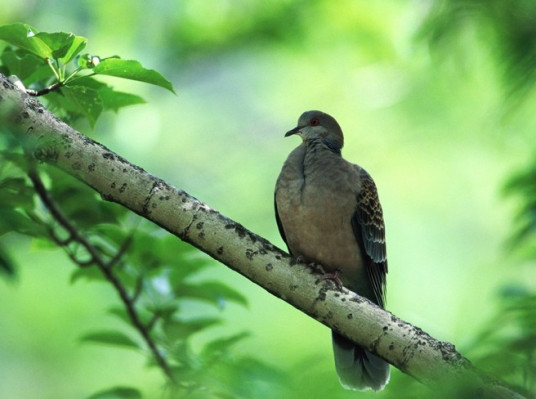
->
{"left": 1, "top": 1, "right": 534, "bottom": 398}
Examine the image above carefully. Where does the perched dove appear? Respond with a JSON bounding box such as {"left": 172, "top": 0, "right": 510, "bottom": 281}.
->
{"left": 275, "top": 110, "right": 389, "bottom": 391}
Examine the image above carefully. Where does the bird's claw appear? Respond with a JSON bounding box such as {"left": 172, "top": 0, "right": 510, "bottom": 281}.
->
{"left": 292, "top": 257, "right": 344, "bottom": 290}
{"left": 316, "top": 268, "right": 344, "bottom": 291}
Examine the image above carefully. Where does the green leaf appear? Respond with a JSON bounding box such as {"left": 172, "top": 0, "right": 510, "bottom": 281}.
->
{"left": 77, "top": 53, "right": 103, "bottom": 69}
{"left": 90, "top": 224, "right": 129, "bottom": 248}
{"left": 0, "top": 48, "right": 47, "bottom": 81}
{"left": 70, "top": 267, "right": 106, "bottom": 284}
{"left": 0, "top": 243, "right": 17, "bottom": 280}
{"left": 202, "top": 332, "right": 250, "bottom": 358}
{"left": 60, "top": 85, "right": 103, "bottom": 127}
{"left": 99, "top": 90, "right": 146, "bottom": 112}
{"left": 0, "top": 177, "right": 35, "bottom": 209}
{"left": 86, "top": 386, "right": 142, "bottom": 399}
{"left": 163, "top": 317, "right": 221, "bottom": 341}
{"left": 60, "top": 35, "right": 87, "bottom": 64}
{"left": 107, "top": 306, "right": 132, "bottom": 326}
{"left": 34, "top": 32, "right": 76, "bottom": 60}
{"left": 0, "top": 209, "right": 44, "bottom": 237}
{"left": 45, "top": 168, "right": 125, "bottom": 227}
{"left": 93, "top": 58, "right": 175, "bottom": 93}
{"left": 0, "top": 23, "right": 52, "bottom": 59}
{"left": 80, "top": 330, "right": 140, "bottom": 349}
{"left": 174, "top": 281, "right": 249, "bottom": 308}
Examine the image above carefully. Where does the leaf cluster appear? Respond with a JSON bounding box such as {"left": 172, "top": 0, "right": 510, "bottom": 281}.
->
{"left": 0, "top": 23, "right": 174, "bottom": 126}
{"left": 0, "top": 150, "right": 283, "bottom": 397}
{"left": 0, "top": 24, "right": 281, "bottom": 398}
{"left": 419, "top": 0, "right": 536, "bottom": 100}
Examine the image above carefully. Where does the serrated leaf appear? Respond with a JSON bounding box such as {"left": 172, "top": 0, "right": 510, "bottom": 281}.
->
{"left": 0, "top": 23, "right": 52, "bottom": 59}
{"left": 93, "top": 59, "right": 175, "bottom": 93}
{"left": 61, "top": 85, "right": 103, "bottom": 127}
{"left": 80, "top": 330, "right": 140, "bottom": 349}
{"left": 86, "top": 386, "right": 142, "bottom": 399}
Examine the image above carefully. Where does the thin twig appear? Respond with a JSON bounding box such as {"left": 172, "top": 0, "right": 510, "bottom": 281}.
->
{"left": 26, "top": 81, "right": 63, "bottom": 97}
{"left": 27, "top": 166, "right": 177, "bottom": 384}
{"left": 107, "top": 233, "right": 133, "bottom": 269}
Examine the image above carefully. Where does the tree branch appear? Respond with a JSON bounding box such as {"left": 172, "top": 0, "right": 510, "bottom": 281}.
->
{"left": 26, "top": 158, "right": 176, "bottom": 384}
{"left": 0, "top": 74, "right": 525, "bottom": 399}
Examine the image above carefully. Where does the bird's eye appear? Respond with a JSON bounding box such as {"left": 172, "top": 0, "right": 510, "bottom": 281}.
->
{"left": 310, "top": 118, "right": 320, "bottom": 126}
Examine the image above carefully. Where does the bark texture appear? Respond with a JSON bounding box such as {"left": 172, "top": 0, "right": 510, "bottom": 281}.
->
{"left": 0, "top": 74, "right": 525, "bottom": 399}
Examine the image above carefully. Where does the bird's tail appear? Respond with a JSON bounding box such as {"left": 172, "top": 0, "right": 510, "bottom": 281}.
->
{"left": 332, "top": 331, "right": 390, "bottom": 391}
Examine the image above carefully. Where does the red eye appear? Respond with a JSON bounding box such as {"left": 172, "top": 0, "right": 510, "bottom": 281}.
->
{"left": 310, "top": 118, "right": 320, "bottom": 126}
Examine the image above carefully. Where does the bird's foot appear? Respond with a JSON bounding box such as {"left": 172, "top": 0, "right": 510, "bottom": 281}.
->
{"left": 290, "top": 255, "right": 305, "bottom": 266}
{"left": 316, "top": 268, "right": 344, "bottom": 291}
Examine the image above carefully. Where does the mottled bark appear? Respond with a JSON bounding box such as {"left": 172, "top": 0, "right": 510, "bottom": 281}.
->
{"left": 0, "top": 74, "right": 525, "bottom": 399}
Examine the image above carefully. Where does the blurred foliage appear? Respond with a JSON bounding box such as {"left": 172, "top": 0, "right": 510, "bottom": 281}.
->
{"left": 504, "top": 161, "right": 536, "bottom": 256}
{"left": 0, "top": 24, "right": 282, "bottom": 398}
{"left": 420, "top": 0, "right": 536, "bottom": 102}
{"left": 420, "top": 2, "right": 536, "bottom": 396}
{"left": 0, "top": 1, "right": 536, "bottom": 398}
{"left": 0, "top": 149, "right": 284, "bottom": 398}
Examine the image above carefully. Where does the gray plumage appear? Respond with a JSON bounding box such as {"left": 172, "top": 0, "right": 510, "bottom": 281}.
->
{"left": 274, "top": 110, "right": 389, "bottom": 391}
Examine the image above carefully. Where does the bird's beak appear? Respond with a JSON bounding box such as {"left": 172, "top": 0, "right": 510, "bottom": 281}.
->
{"left": 285, "top": 125, "right": 302, "bottom": 137}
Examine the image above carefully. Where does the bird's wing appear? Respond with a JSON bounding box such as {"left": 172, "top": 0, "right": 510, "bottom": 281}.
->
{"left": 351, "top": 167, "right": 388, "bottom": 308}
{"left": 274, "top": 195, "right": 289, "bottom": 251}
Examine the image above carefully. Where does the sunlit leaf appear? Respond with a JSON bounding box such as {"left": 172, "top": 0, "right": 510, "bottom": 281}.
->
{"left": 99, "top": 90, "right": 145, "bottom": 112}
{"left": 0, "top": 23, "right": 52, "bottom": 59}
{"left": 80, "top": 330, "right": 140, "bottom": 349}
{"left": 93, "top": 59, "right": 175, "bottom": 93}
{"left": 60, "top": 35, "right": 87, "bottom": 64}
{"left": 86, "top": 386, "right": 142, "bottom": 399}
{"left": 34, "top": 32, "right": 76, "bottom": 60}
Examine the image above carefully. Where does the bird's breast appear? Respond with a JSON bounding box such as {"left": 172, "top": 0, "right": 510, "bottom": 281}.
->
{"left": 276, "top": 166, "right": 365, "bottom": 287}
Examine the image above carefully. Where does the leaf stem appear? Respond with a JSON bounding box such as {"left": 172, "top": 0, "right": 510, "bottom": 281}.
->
{"left": 46, "top": 58, "right": 61, "bottom": 81}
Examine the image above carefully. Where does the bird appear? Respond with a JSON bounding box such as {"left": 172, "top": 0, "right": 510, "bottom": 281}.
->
{"left": 274, "top": 110, "right": 390, "bottom": 391}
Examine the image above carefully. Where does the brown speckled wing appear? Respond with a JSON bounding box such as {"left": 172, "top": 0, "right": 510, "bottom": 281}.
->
{"left": 351, "top": 167, "right": 387, "bottom": 308}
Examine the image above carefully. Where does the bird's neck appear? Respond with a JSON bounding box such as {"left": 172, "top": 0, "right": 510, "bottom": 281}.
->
{"left": 304, "top": 139, "right": 342, "bottom": 158}
{"left": 303, "top": 139, "right": 343, "bottom": 175}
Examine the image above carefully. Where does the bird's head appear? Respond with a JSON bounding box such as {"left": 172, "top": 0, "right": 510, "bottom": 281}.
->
{"left": 285, "top": 110, "right": 344, "bottom": 151}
